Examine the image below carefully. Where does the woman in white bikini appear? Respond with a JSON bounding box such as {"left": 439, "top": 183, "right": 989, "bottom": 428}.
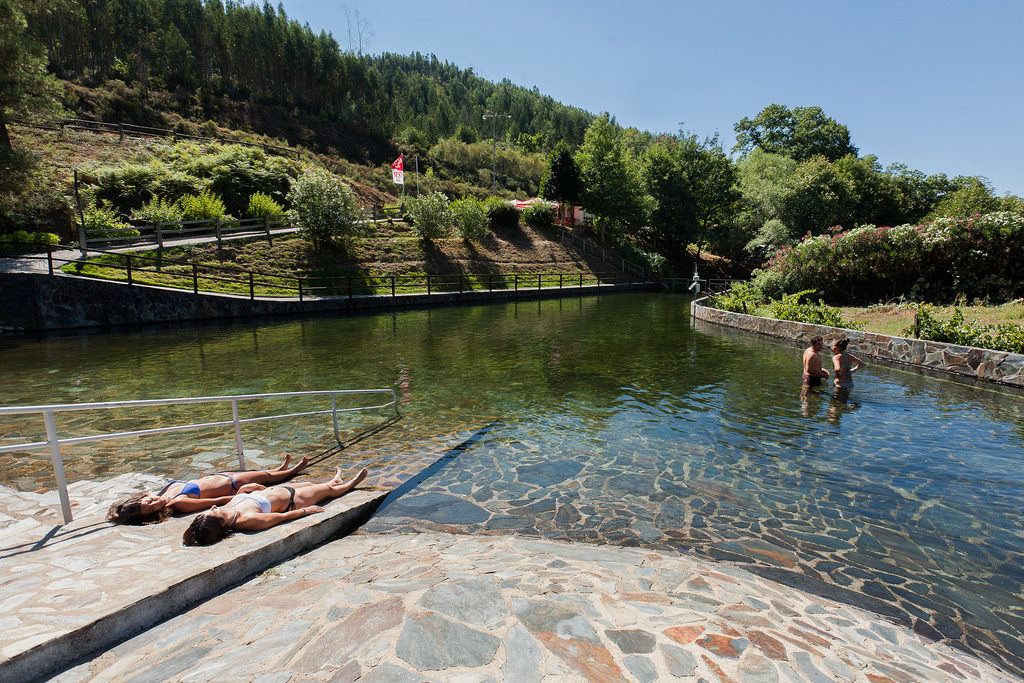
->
{"left": 182, "top": 467, "right": 368, "bottom": 546}
{"left": 108, "top": 455, "right": 309, "bottom": 525}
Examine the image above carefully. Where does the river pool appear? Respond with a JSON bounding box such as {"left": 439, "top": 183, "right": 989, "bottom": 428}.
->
{"left": 1, "top": 293, "right": 1023, "bottom": 674}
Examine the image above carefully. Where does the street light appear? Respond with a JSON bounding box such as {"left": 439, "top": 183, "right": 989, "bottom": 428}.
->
{"left": 482, "top": 111, "right": 511, "bottom": 195}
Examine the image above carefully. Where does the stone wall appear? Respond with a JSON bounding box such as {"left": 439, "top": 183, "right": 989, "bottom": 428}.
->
{"left": 692, "top": 298, "right": 1024, "bottom": 388}
{"left": 0, "top": 273, "right": 657, "bottom": 334}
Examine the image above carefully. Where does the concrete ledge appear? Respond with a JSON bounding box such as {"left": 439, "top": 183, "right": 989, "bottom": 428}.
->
{"left": 692, "top": 297, "right": 1024, "bottom": 387}
{"left": 0, "top": 484, "right": 386, "bottom": 683}
{"left": 0, "top": 272, "right": 658, "bottom": 333}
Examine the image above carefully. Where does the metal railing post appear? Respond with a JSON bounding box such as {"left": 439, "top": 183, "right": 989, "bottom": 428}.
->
{"left": 331, "top": 393, "right": 340, "bottom": 441}
{"left": 231, "top": 399, "right": 245, "bottom": 468}
{"left": 43, "top": 410, "right": 74, "bottom": 525}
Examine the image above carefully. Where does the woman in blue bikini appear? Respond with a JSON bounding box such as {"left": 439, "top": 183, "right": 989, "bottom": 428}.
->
{"left": 108, "top": 454, "right": 309, "bottom": 525}
{"left": 183, "top": 467, "right": 368, "bottom": 546}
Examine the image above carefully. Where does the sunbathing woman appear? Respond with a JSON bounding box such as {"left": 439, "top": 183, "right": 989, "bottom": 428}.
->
{"left": 108, "top": 455, "right": 310, "bottom": 525}
{"left": 183, "top": 467, "right": 368, "bottom": 546}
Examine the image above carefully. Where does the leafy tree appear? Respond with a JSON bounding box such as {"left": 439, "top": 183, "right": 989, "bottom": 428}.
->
{"left": 927, "top": 176, "right": 1000, "bottom": 219}
{"left": 642, "top": 134, "right": 739, "bottom": 259}
{"left": 0, "top": 0, "right": 66, "bottom": 151}
{"left": 733, "top": 104, "right": 857, "bottom": 161}
{"left": 539, "top": 141, "right": 581, "bottom": 205}
{"left": 780, "top": 155, "right": 856, "bottom": 235}
{"left": 287, "top": 171, "right": 360, "bottom": 249}
{"left": 735, "top": 149, "right": 797, "bottom": 252}
{"left": 575, "top": 113, "right": 653, "bottom": 238}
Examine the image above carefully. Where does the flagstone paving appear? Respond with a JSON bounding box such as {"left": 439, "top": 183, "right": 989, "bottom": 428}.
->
{"left": 51, "top": 530, "right": 1016, "bottom": 682}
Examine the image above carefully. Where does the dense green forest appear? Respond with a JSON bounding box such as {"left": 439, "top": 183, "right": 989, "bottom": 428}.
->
{"left": 4, "top": 0, "right": 1024, "bottom": 280}
{"left": 25, "top": 0, "right": 593, "bottom": 156}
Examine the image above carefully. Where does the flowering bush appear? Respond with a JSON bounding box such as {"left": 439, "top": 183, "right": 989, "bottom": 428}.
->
{"left": 756, "top": 212, "right": 1024, "bottom": 304}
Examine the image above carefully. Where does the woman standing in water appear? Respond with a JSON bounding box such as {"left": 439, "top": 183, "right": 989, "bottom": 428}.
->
{"left": 831, "top": 337, "right": 864, "bottom": 389}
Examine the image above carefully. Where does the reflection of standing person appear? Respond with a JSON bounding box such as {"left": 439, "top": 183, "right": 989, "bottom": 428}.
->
{"left": 802, "top": 336, "right": 830, "bottom": 386}
{"left": 831, "top": 338, "right": 864, "bottom": 388}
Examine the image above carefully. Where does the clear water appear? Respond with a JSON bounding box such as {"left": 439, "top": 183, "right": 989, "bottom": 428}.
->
{"left": 2, "top": 293, "right": 1023, "bottom": 673}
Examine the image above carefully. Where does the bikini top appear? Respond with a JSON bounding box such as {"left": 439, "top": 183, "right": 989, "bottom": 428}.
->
{"left": 226, "top": 491, "right": 273, "bottom": 514}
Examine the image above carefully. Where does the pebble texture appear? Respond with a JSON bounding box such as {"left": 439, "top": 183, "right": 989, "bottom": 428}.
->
{"left": 691, "top": 300, "right": 1024, "bottom": 387}
{"left": 52, "top": 531, "right": 1015, "bottom": 682}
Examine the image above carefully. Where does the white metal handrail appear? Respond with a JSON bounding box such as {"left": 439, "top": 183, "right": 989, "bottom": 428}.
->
{"left": 0, "top": 389, "right": 399, "bottom": 524}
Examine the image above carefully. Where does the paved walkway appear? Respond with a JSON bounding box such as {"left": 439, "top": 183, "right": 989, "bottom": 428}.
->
{"left": 52, "top": 530, "right": 1014, "bottom": 682}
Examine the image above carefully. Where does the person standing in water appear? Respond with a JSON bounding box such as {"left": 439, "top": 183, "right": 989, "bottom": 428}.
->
{"left": 802, "top": 336, "right": 830, "bottom": 387}
{"left": 831, "top": 337, "right": 864, "bottom": 389}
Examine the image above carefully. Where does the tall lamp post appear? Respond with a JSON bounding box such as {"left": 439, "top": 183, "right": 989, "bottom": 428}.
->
{"left": 482, "top": 111, "right": 511, "bottom": 195}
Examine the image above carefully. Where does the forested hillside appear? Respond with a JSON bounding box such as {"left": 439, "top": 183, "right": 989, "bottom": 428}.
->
{"left": 26, "top": 1, "right": 593, "bottom": 160}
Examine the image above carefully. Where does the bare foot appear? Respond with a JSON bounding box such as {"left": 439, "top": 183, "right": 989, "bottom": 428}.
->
{"left": 276, "top": 454, "right": 293, "bottom": 471}
{"left": 292, "top": 455, "right": 310, "bottom": 474}
{"left": 330, "top": 467, "right": 368, "bottom": 493}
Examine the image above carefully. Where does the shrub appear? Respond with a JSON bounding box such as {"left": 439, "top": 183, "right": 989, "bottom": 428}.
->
{"left": 90, "top": 163, "right": 158, "bottom": 213}
{"left": 0, "top": 230, "right": 60, "bottom": 250}
{"left": 178, "top": 191, "right": 228, "bottom": 221}
{"left": 715, "top": 285, "right": 862, "bottom": 329}
{"left": 522, "top": 200, "right": 554, "bottom": 229}
{"left": 407, "top": 192, "right": 452, "bottom": 240}
{"left": 131, "top": 197, "right": 183, "bottom": 225}
{"left": 246, "top": 192, "right": 285, "bottom": 219}
{"left": 903, "top": 304, "right": 1024, "bottom": 354}
{"left": 485, "top": 196, "right": 519, "bottom": 226}
{"left": 84, "top": 201, "right": 139, "bottom": 238}
{"left": 450, "top": 196, "right": 489, "bottom": 240}
{"left": 287, "top": 171, "right": 361, "bottom": 248}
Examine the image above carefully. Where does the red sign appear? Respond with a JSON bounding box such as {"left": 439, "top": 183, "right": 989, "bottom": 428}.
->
{"left": 391, "top": 155, "right": 404, "bottom": 184}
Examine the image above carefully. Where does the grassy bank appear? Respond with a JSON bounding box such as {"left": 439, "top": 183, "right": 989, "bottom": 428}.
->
{"left": 839, "top": 302, "right": 1024, "bottom": 337}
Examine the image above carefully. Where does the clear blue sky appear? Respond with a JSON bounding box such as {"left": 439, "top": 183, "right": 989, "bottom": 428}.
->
{"left": 284, "top": 0, "right": 1024, "bottom": 196}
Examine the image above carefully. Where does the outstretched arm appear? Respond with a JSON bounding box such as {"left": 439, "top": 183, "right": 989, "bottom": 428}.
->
{"left": 168, "top": 496, "right": 234, "bottom": 513}
{"left": 233, "top": 506, "right": 324, "bottom": 531}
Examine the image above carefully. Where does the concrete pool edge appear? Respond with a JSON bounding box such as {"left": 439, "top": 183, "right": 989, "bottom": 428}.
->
{"left": 691, "top": 297, "right": 1024, "bottom": 388}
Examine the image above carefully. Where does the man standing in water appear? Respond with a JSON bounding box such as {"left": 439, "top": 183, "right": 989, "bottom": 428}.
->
{"left": 802, "top": 336, "right": 830, "bottom": 386}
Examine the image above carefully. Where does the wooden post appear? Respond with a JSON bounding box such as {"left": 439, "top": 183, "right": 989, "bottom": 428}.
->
{"left": 156, "top": 222, "right": 163, "bottom": 249}
{"left": 73, "top": 170, "right": 88, "bottom": 254}
{"left": 47, "top": 245, "right": 54, "bottom": 276}
{"left": 426, "top": 274, "right": 431, "bottom": 295}
{"left": 125, "top": 255, "right": 133, "bottom": 286}
{"left": 459, "top": 274, "right": 463, "bottom": 293}
{"left": 537, "top": 273, "right": 541, "bottom": 290}
{"left": 249, "top": 272, "right": 255, "bottom": 300}
{"left": 192, "top": 264, "right": 198, "bottom": 294}
{"left": 579, "top": 273, "right": 583, "bottom": 288}
{"left": 298, "top": 277, "right": 304, "bottom": 302}
{"left": 514, "top": 274, "right": 518, "bottom": 291}
{"left": 264, "top": 215, "right": 271, "bottom": 243}
{"left": 215, "top": 217, "right": 222, "bottom": 248}
{"left": 391, "top": 276, "right": 396, "bottom": 297}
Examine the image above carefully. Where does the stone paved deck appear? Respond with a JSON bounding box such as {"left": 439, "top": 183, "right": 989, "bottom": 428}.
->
{"left": 0, "top": 473, "right": 385, "bottom": 682}
{"left": 51, "top": 530, "right": 1016, "bottom": 682}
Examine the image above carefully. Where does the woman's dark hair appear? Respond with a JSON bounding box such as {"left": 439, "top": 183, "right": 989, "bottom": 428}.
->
{"left": 183, "top": 513, "right": 233, "bottom": 546}
{"left": 833, "top": 337, "right": 850, "bottom": 352}
{"left": 107, "top": 493, "right": 172, "bottom": 525}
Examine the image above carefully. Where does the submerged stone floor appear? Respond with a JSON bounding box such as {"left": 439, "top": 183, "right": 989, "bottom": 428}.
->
{"left": 53, "top": 530, "right": 1014, "bottom": 682}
